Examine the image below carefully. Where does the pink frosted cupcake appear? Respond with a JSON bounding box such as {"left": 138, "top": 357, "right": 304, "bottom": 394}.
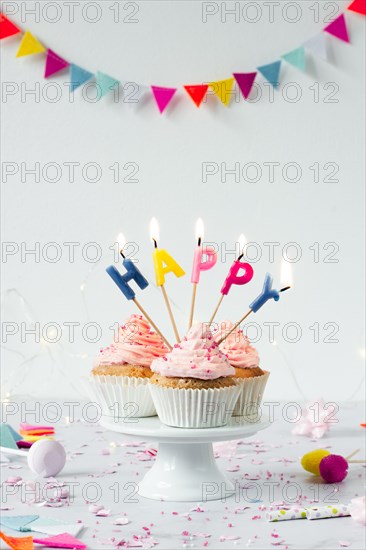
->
{"left": 216, "top": 320, "right": 269, "bottom": 417}
{"left": 149, "top": 324, "right": 241, "bottom": 428}
{"left": 88, "top": 314, "right": 168, "bottom": 418}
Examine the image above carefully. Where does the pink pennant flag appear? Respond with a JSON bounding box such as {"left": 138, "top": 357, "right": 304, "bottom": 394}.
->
{"left": 233, "top": 72, "right": 257, "bottom": 99}
{"left": 151, "top": 86, "right": 177, "bottom": 113}
{"left": 44, "top": 49, "right": 69, "bottom": 78}
{"left": 324, "top": 14, "right": 350, "bottom": 42}
{"left": 33, "top": 533, "right": 86, "bottom": 549}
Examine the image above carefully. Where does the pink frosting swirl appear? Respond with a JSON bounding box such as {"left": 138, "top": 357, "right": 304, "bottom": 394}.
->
{"left": 215, "top": 320, "right": 260, "bottom": 369}
{"left": 95, "top": 314, "right": 168, "bottom": 368}
{"left": 151, "top": 323, "right": 234, "bottom": 380}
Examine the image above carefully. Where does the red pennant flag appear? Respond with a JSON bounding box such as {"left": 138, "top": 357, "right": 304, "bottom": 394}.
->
{"left": 0, "top": 14, "right": 21, "bottom": 39}
{"left": 324, "top": 14, "right": 350, "bottom": 42}
{"left": 233, "top": 72, "right": 257, "bottom": 99}
{"left": 184, "top": 84, "right": 208, "bottom": 107}
{"left": 44, "top": 49, "right": 69, "bottom": 78}
{"left": 347, "top": 0, "right": 366, "bottom": 15}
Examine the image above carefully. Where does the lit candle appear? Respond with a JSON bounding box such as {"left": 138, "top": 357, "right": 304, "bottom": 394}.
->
{"left": 218, "top": 262, "right": 292, "bottom": 345}
{"left": 150, "top": 218, "right": 185, "bottom": 287}
{"left": 221, "top": 234, "right": 253, "bottom": 293}
{"left": 249, "top": 273, "right": 279, "bottom": 312}
{"left": 150, "top": 218, "right": 184, "bottom": 342}
{"left": 106, "top": 232, "right": 172, "bottom": 349}
{"left": 189, "top": 218, "right": 217, "bottom": 328}
{"left": 209, "top": 234, "right": 253, "bottom": 324}
{"left": 191, "top": 219, "right": 217, "bottom": 284}
{"left": 106, "top": 233, "right": 149, "bottom": 300}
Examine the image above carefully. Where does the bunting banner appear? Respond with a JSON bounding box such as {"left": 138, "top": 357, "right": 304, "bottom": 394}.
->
{"left": 282, "top": 47, "right": 306, "bottom": 72}
{"left": 303, "top": 33, "right": 328, "bottom": 61}
{"left": 44, "top": 49, "right": 69, "bottom": 78}
{"left": 0, "top": 3, "right": 364, "bottom": 115}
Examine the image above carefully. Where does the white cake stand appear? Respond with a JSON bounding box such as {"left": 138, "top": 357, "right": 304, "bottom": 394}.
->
{"left": 99, "top": 415, "right": 270, "bottom": 502}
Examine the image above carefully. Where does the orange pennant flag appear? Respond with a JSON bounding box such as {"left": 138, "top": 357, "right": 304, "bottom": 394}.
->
{"left": 0, "top": 532, "right": 34, "bottom": 550}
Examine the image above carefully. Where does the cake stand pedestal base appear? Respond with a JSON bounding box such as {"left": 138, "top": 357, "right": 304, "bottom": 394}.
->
{"left": 99, "top": 415, "right": 270, "bottom": 502}
{"left": 138, "top": 441, "right": 234, "bottom": 501}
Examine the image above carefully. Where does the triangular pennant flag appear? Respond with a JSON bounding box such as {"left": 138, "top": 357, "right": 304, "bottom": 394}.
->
{"left": 151, "top": 86, "right": 177, "bottom": 113}
{"left": 257, "top": 61, "right": 281, "bottom": 88}
{"left": 0, "top": 515, "right": 39, "bottom": 532}
{"left": 347, "top": 0, "right": 366, "bottom": 15}
{"left": 183, "top": 84, "right": 208, "bottom": 107}
{"left": 233, "top": 72, "right": 257, "bottom": 99}
{"left": 29, "top": 518, "right": 83, "bottom": 537}
{"left": 209, "top": 78, "right": 235, "bottom": 106}
{"left": 96, "top": 71, "right": 120, "bottom": 98}
{"left": 0, "top": 424, "right": 18, "bottom": 450}
{"left": 6, "top": 425, "right": 22, "bottom": 442}
{"left": 44, "top": 49, "right": 69, "bottom": 78}
{"left": 0, "top": 531, "right": 34, "bottom": 550}
{"left": 33, "top": 533, "right": 86, "bottom": 549}
{"left": 16, "top": 30, "right": 45, "bottom": 57}
{"left": 303, "top": 33, "right": 328, "bottom": 60}
{"left": 121, "top": 81, "right": 149, "bottom": 107}
{"left": 324, "top": 14, "right": 350, "bottom": 42}
{"left": 282, "top": 46, "right": 306, "bottom": 71}
{"left": 69, "top": 64, "right": 94, "bottom": 92}
{"left": 0, "top": 14, "right": 21, "bottom": 39}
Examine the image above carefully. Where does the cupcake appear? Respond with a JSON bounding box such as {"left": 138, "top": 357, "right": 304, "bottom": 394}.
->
{"left": 216, "top": 320, "right": 269, "bottom": 417}
{"left": 149, "top": 323, "right": 241, "bottom": 428}
{"left": 88, "top": 314, "right": 168, "bottom": 419}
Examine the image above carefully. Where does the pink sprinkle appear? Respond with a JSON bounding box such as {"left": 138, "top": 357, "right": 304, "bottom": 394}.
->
{"left": 5, "top": 477, "right": 22, "bottom": 485}
{"left": 96, "top": 508, "right": 111, "bottom": 517}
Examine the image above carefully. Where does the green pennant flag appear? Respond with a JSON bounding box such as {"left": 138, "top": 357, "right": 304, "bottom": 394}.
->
{"left": 282, "top": 46, "right": 306, "bottom": 72}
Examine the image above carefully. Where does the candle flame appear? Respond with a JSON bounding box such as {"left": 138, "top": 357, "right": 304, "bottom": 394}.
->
{"left": 280, "top": 259, "right": 293, "bottom": 288}
{"left": 116, "top": 232, "right": 126, "bottom": 254}
{"left": 150, "top": 217, "right": 159, "bottom": 245}
{"left": 238, "top": 234, "right": 247, "bottom": 254}
{"left": 195, "top": 218, "right": 204, "bottom": 242}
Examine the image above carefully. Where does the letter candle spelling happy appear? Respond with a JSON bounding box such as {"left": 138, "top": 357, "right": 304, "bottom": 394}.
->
{"left": 189, "top": 218, "right": 217, "bottom": 328}
{"left": 106, "top": 233, "right": 172, "bottom": 349}
{"left": 209, "top": 234, "right": 253, "bottom": 325}
{"left": 150, "top": 218, "right": 185, "bottom": 343}
{"left": 217, "top": 260, "right": 292, "bottom": 345}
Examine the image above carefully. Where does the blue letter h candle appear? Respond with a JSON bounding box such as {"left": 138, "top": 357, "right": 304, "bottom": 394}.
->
{"left": 106, "top": 260, "right": 149, "bottom": 300}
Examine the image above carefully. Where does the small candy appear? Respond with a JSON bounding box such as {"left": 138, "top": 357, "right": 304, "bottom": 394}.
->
{"left": 319, "top": 454, "right": 348, "bottom": 483}
{"left": 301, "top": 449, "right": 330, "bottom": 475}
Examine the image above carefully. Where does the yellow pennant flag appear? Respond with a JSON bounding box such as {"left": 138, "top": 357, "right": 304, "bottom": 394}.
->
{"left": 16, "top": 31, "right": 46, "bottom": 57}
{"left": 209, "top": 77, "right": 235, "bottom": 106}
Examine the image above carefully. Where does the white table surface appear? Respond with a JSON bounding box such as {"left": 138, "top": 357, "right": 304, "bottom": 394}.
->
{"left": 0, "top": 401, "right": 365, "bottom": 550}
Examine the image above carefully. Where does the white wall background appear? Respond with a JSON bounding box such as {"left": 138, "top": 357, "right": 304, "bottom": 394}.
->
{"left": 1, "top": 0, "right": 365, "bottom": 403}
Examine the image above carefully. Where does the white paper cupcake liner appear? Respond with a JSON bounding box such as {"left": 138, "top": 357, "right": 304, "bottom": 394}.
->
{"left": 149, "top": 383, "right": 241, "bottom": 428}
{"left": 85, "top": 375, "right": 157, "bottom": 419}
{"left": 232, "top": 371, "right": 270, "bottom": 417}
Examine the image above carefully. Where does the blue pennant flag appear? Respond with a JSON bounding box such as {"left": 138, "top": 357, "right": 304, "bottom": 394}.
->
{"left": 257, "top": 60, "right": 282, "bottom": 88}
{"left": 70, "top": 64, "right": 94, "bottom": 92}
